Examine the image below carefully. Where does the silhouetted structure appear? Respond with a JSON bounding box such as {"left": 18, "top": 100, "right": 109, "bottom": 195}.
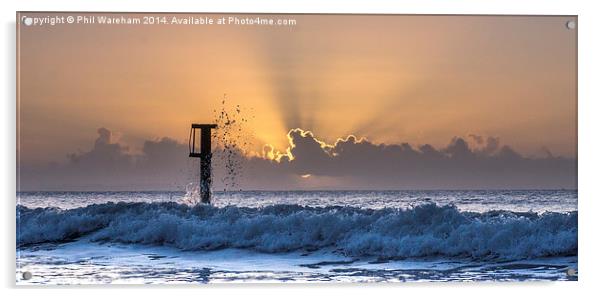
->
{"left": 189, "top": 123, "right": 217, "bottom": 204}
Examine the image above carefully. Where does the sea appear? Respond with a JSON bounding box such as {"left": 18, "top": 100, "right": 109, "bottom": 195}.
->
{"left": 16, "top": 190, "right": 578, "bottom": 284}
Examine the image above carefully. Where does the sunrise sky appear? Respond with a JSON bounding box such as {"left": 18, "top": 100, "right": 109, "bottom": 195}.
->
{"left": 17, "top": 13, "right": 577, "bottom": 190}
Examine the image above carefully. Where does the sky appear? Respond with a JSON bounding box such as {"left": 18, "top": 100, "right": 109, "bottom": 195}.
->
{"left": 17, "top": 13, "right": 577, "bottom": 190}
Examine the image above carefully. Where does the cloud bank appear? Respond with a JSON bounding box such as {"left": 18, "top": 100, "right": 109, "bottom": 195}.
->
{"left": 18, "top": 128, "right": 576, "bottom": 191}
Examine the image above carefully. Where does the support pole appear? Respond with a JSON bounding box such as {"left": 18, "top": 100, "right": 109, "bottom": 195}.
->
{"left": 200, "top": 127, "right": 212, "bottom": 204}
{"left": 189, "top": 124, "right": 217, "bottom": 204}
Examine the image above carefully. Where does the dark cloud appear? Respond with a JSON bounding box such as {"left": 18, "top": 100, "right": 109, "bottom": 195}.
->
{"left": 481, "top": 136, "right": 500, "bottom": 155}
{"left": 66, "top": 128, "right": 133, "bottom": 173}
{"left": 18, "top": 128, "right": 577, "bottom": 191}
{"left": 241, "top": 129, "right": 576, "bottom": 190}
{"left": 19, "top": 128, "right": 193, "bottom": 191}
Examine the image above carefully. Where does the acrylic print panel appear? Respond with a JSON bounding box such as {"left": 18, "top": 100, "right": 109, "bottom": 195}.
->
{"left": 16, "top": 12, "right": 577, "bottom": 284}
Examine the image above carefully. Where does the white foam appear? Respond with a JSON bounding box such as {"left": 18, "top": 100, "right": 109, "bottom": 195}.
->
{"left": 17, "top": 202, "right": 577, "bottom": 260}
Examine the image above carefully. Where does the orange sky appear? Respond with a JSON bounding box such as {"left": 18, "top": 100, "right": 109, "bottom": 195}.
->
{"left": 18, "top": 13, "right": 577, "bottom": 164}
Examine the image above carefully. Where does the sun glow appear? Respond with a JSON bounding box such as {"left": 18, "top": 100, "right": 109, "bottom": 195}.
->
{"left": 259, "top": 128, "right": 368, "bottom": 162}
{"left": 18, "top": 14, "right": 577, "bottom": 166}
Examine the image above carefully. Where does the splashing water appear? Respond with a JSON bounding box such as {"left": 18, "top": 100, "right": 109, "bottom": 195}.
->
{"left": 212, "top": 96, "right": 254, "bottom": 193}
{"left": 180, "top": 183, "right": 202, "bottom": 206}
{"left": 179, "top": 96, "right": 254, "bottom": 206}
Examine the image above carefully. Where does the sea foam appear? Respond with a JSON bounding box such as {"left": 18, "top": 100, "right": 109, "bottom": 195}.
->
{"left": 16, "top": 202, "right": 577, "bottom": 260}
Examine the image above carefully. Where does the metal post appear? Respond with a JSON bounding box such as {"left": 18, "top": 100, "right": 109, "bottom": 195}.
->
{"left": 200, "top": 127, "right": 212, "bottom": 204}
{"left": 189, "top": 124, "right": 217, "bottom": 204}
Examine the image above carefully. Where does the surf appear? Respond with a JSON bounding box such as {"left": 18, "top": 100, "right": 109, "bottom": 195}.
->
{"left": 16, "top": 202, "right": 577, "bottom": 261}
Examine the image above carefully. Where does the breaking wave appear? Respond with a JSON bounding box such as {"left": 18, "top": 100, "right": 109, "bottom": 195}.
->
{"left": 16, "top": 202, "right": 577, "bottom": 260}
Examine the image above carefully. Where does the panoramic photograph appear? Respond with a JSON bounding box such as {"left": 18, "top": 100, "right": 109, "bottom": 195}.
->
{"left": 16, "top": 12, "right": 577, "bottom": 283}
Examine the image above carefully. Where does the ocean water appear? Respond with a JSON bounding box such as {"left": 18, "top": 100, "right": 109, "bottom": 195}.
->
{"left": 16, "top": 190, "right": 578, "bottom": 284}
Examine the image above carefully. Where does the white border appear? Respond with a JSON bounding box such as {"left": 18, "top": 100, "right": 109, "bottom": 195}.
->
{"left": 2, "top": 0, "right": 601, "bottom": 296}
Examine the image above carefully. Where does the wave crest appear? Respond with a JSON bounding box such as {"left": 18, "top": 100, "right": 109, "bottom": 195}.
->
{"left": 16, "top": 202, "right": 577, "bottom": 260}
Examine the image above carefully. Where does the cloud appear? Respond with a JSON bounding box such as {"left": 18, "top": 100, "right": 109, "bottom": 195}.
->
{"left": 18, "top": 128, "right": 577, "bottom": 191}
{"left": 20, "top": 128, "right": 193, "bottom": 191}
{"left": 242, "top": 129, "right": 576, "bottom": 190}
{"left": 66, "top": 128, "right": 133, "bottom": 172}
{"left": 467, "top": 134, "right": 500, "bottom": 156}
{"left": 468, "top": 134, "right": 484, "bottom": 145}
